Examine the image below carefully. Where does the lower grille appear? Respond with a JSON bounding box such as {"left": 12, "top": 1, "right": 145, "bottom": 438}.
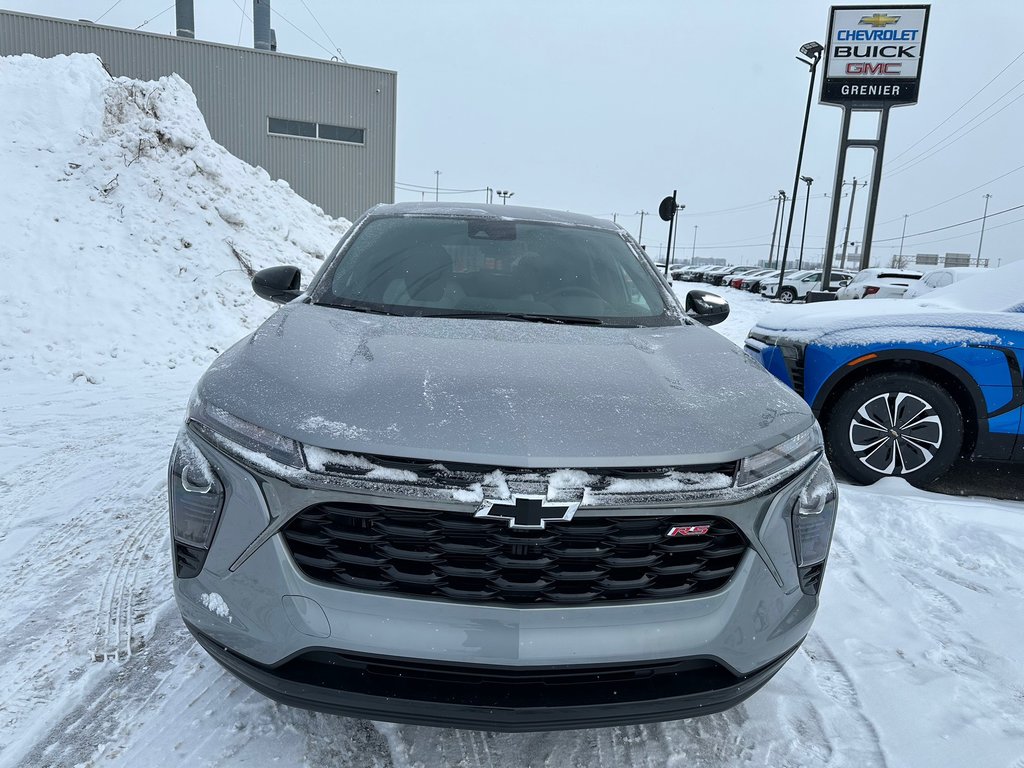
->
{"left": 175, "top": 542, "right": 204, "bottom": 579}
{"left": 282, "top": 502, "right": 747, "bottom": 605}
{"left": 787, "top": 356, "right": 806, "bottom": 397}
{"left": 268, "top": 649, "right": 738, "bottom": 708}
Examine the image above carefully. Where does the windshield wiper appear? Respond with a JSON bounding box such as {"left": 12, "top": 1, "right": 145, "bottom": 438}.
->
{"left": 320, "top": 301, "right": 405, "bottom": 316}
{"left": 424, "top": 311, "right": 606, "bottom": 326}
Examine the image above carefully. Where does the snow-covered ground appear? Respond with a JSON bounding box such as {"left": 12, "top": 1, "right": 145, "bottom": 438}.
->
{"left": 2, "top": 54, "right": 1024, "bottom": 768}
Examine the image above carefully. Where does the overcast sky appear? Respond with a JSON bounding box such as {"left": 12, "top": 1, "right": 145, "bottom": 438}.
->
{"left": 8, "top": 0, "right": 1024, "bottom": 267}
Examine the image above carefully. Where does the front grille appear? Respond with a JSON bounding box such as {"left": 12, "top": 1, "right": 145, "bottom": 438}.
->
{"left": 282, "top": 502, "right": 747, "bottom": 605}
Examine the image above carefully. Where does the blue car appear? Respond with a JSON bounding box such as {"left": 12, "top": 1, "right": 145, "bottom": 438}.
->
{"left": 744, "top": 275, "right": 1024, "bottom": 485}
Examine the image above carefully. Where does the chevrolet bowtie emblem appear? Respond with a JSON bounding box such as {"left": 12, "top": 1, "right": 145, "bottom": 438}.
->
{"left": 474, "top": 494, "right": 579, "bottom": 529}
{"left": 859, "top": 13, "right": 901, "bottom": 27}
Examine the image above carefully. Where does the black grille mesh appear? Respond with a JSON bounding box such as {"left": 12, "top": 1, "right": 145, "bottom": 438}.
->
{"left": 282, "top": 502, "right": 747, "bottom": 605}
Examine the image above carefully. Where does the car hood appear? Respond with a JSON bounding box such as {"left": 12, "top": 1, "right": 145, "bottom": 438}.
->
{"left": 196, "top": 303, "right": 813, "bottom": 468}
{"left": 752, "top": 300, "right": 1024, "bottom": 346}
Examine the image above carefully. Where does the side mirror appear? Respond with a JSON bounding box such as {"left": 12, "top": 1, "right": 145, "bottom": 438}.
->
{"left": 685, "top": 289, "right": 730, "bottom": 326}
{"left": 839, "top": 279, "right": 850, "bottom": 287}
{"left": 252, "top": 265, "right": 302, "bottom": 304}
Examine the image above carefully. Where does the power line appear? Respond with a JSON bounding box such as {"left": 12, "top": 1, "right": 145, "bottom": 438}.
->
{"left": 227, "top": 0, "right": 336, "bottom": 58}
{"left": 395, "top": 181, "right": 488, "bottom": 193}
{"left": 296, "top": 0, "right": 346, "bottom": 61}
{"left": 269, "top": 4, "right": 338, "bottom": 58}
{"left": 876, "top": 163, "right": 1024, "bottom": 228}
{"left": 135, "top": 3, "right": 174, "bottom": 30}
{"left": 884, "top": 77, "right": 1024, "bottom": 177}
{"left": 872, "top": 202, "right": 1024, "bottom": 243}
{"left": 885, "top": 47, "right": 1024, "bottom": 166}
{"left": 889, "top": 213, "right": 1024, "bottom": 249}
{"left": 96, "top": 0, "right": 127, "bottom": 23}
{"left": 236, "top": 0, "right": 247, "bottom": 45}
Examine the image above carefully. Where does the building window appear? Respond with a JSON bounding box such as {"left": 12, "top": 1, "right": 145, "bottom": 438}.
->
{"left": 268, "top": 117, "right": 365, "bottom": 145}
{"left": 268, "top": 117, "right": 316, "bottom": 138}
{"left": 318, "top": 123, "right": 365, "bottom": 144}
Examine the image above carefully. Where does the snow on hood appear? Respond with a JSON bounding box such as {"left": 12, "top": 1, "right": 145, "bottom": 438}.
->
{"left": 196, "top": 303, "right": 816, "bottom": 467}
{"left": 752, "top": 260, "right": 1024, "bottom": 345}
{"left": 0, "top": 53, "right": 349, "bottom": 385}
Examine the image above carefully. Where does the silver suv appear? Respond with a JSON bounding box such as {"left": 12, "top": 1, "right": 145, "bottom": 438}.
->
{"left": 169, "top": 203, "right": 838, "bottom": 731}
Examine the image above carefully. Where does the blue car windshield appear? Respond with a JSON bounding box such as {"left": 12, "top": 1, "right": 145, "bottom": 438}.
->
{"left": 312, "top": 215, "right": 677, "bottom": 326}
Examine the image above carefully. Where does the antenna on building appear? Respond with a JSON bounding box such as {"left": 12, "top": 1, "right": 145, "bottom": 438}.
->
{"left": 175, "top": 0, "right": 194, "bottom": 39}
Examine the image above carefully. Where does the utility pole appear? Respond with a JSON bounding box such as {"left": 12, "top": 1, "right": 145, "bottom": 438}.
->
{"left": 612, "top": 213, "right": 618, "bottom": 224}
{"left": 767, "top": 191, "right": 786, "bottom": 268}
{"left": 691, "top": 225, "right": 698, "bottom": 265}
{"left": 899, "top": 213, "right": 908, "bottom": 266}
{"left": 434, "top": 170, "right": 441, "bottom": 201}
{"left": 797, "top": 176, "right": 813, "bottom": 270}
{"left": 486, "top": 186, "right": 493, "bottom": 204}
{"left": 839, "top": 178, "right": 864, "bottom": 270}
{"left": 977, "top": 193, "right": 992, "bottom": 267}
{"left": 635, "top": 210, "right": 649, "bottom": 247}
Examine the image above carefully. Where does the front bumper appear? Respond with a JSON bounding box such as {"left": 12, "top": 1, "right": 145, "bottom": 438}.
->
{"left": 172, "top": 427, "right": 831, "bottom": 728}
{"left": 187, "top": 621, "right": 801, "bottom": 731}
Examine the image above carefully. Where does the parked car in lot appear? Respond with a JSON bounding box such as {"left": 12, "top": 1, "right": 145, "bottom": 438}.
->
{"left": 746, "top": 264, "right": 1024, "bottom": 486}
{"left": 835, "top": 268, "right": 922, "bottom": 300}
{"left": 731, "top": 268, "right": 774, "bottom": 289}
{"left": 742, "top": 269, "right": 781, "bottom": 293}
{"left": 710, "top": 266, "right": 760, "bottom": 286}
{"left": 170, "top": 202, "right": 838, "bottom": 731}
{"left": 902, "top": 267, "right": 988, "bottom": 299}
{"left": 669, "top": 264, "right": 695, "bottom": 280}
{"left": 761, "top": 270, "right": 854, "bottom": 303}
{"left": 697, "top": 264, "right": 736, "bottom": 283}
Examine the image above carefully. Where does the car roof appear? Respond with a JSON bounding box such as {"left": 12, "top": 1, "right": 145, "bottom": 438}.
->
{"left": 367, "top": 202, "right": 620, "bottom": 230}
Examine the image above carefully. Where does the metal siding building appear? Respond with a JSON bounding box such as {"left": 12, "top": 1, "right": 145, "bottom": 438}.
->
{"left": 0, "top": 9, "right": 395, "bottom": 222}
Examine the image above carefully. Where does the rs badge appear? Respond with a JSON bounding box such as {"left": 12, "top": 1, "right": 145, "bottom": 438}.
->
{"left": 667, "top": 525, "right": 710, "bottom": 537}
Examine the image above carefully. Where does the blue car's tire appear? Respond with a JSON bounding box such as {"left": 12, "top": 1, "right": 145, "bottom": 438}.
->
{"left": 824, "top": 373, "right": 964, "bottom": 486}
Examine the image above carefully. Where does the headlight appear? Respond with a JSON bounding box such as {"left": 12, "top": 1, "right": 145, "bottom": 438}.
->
{"left": 188, "top": 395, "right": 304, "bottom": 469}
{"left": 168, "top": 429, "right": 225, "bottom": 577}
{"left": 736, "top": 423, "right": 822, "bottom": 487}
{"left": 792, "top": 460, "right": 838, "bottom": 567}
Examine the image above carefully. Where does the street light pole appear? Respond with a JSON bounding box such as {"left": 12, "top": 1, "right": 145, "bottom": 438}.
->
{"left": 776, "top": 41, "right": 823, "bottom": 300}
{"left": 434, "top": 170, "right": 441, "bottom": 202}
{"left": 496, "top": 190, "right": 514, "bottom": 205}
{"left": 797, "top": 175, "right": 813, "bottom": 269}
{"left": 691, "top": 225, "right": 698, "bottom": 264}
{"left": 977, "top": 193, "right": 992, "bottom": 267}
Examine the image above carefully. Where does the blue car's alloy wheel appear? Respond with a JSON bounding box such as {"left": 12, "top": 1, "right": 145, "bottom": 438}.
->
{"left": 849, "top": 392, "right": 943, "bottom": 476}
{"left": 826, "top": 373, "right": 963, "bottom": 486}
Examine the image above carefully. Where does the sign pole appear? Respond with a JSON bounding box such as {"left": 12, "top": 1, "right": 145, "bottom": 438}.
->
{"left": 820, "top": 106, "right": 851, "bottom": 291}
{"left": 818, "top": 4, "right": 930, "bottom": 289}
{"left": 858, "top": 106, "right": 892, "bottom": 270}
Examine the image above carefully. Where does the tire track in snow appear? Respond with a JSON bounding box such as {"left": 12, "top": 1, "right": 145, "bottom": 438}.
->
{"left": 90, "top": 482, "right": 168, "bottom": 662}
{"left": 0, "top": 458, "right": 171, "bottom": 764}
{"left": 801, "top": 633, "right": 888, "bottom": 767}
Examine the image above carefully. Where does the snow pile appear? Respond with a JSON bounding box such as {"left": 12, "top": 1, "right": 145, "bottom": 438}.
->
{"left": 921, "top": 257, "right": 1024, "bottom": 312}
{"left": 0, "top": 54, "right": 350, "bottom": 385}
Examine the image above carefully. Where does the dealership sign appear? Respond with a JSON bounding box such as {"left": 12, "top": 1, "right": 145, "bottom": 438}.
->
{"left": 821, "top": 5, "right": 930, "bottom": 106}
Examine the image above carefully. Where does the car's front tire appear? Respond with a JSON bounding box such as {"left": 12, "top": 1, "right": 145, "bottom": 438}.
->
{"left": 778, "top": 287, "right": 797, "bottom": 304}
{"left": 824, "top": 373, "right": 963, "bottom": 486}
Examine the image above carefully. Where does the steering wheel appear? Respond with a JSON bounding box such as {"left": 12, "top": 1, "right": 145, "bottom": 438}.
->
{"left": 544, "top": 285, "right": 605, "bottom": 301}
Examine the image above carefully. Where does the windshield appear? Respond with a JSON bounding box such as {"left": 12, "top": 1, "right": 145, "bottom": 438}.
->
{"left": 312, "top": 215, "right": 677, "bottom": 326}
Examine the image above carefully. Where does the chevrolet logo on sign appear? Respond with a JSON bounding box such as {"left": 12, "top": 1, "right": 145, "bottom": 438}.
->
{"left": 859, "top": 13, "right": 901, "bottom": 27}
